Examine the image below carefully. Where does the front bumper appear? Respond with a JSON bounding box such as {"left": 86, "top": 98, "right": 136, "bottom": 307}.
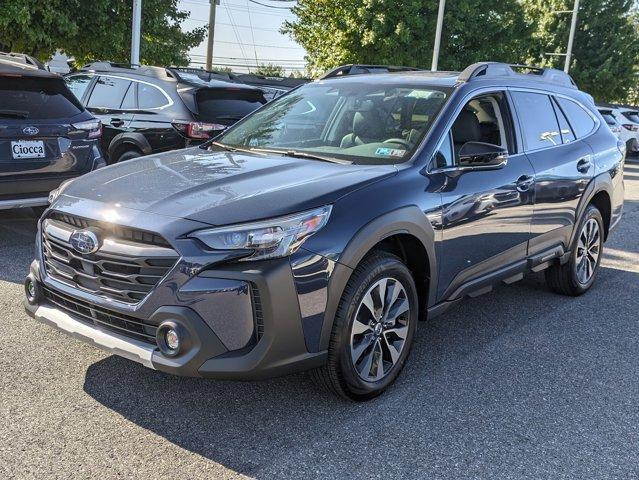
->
{"left": 26, "top": 246, "right": 329, "bottom": 380}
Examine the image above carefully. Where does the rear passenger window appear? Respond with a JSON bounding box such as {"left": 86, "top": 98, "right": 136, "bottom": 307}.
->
{"left": 556, "top": 97, "right": 596, "bottom": 138}
{"left": 88, "top": 76, "right": 132, "bottom": 109}
{"left": 121, "top": 82, "right": 137, "bottom": 109}
{"left": 552, "top": 98, "right": 576, "bottom": 144}
{"left": 138, "top": 83, "right": 168, "bottom": 109}
{"left": 511, "top": 92, "right": 561, "bottom": 150}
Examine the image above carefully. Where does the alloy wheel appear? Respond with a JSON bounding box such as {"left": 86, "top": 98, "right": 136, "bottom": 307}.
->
{"left": 576, "top": 218, "right": 601, "bottom": 284}
{"left": 349, "top": 277, "right": 410, "bottom": 382}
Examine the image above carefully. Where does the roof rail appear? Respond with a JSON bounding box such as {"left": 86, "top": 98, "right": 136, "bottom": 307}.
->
{"left": 79, "top": 61, "right": 171, "bottom": 79}
{"left": 0, "top": 51, "right": 48, "bottom": 71}
{"left": 319, "top": 64, "right": 422, "bottom": 80}
{"left": 458, "top": 62, "right": 577, "bottom": 89}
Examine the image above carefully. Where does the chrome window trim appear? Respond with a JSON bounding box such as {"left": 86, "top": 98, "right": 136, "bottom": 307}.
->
{"left": 84, "top": 73, "right": 174, "bottom": 111}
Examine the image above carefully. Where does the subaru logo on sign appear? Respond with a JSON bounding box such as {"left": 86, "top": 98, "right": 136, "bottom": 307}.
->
{"left": 23, "top": 126, "right": 39, "bottom": 136}
{"left": 69, "top": 230, "right": 100, "bottom": 254}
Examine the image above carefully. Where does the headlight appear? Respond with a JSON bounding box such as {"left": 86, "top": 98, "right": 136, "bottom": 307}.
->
{"left": 48, "top": 178, "right": 74, "bottom": 204}
{"left": 190, "top": 205, "right": 332, "bottom": 261}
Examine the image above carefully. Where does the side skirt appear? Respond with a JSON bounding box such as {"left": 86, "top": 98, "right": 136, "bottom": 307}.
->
{"left": 426, "top": 245, "right": 567, "bottom": 320}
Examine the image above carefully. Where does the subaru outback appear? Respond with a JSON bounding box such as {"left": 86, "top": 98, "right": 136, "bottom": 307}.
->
{"left": 0, "top": 53, "right": 104, "bottom": 211}
{"left": 25, "top": 62, "right": 624, "bottom": 400}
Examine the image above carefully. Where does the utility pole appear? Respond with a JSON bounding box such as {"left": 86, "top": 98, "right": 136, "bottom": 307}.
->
{"left": 205, "top": 0, "right": 220, "bottom": 71}
{"left": 564, "top": 0, "right": 580, "bottom": 73}
{"left": 131, "top": 0, "right": 142, "bottom": 67}
{"left": 431, "top": 0, "right": 446, "bottom": 71}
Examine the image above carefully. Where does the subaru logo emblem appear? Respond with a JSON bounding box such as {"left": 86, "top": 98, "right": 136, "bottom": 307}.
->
{"left": 69, "top": 230, "right": 100, "bottom": 254}
{"left": 23, "top": 126, "right": 39, "bottom": 136}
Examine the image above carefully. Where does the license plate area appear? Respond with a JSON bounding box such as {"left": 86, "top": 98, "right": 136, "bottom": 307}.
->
{"left": 11, "top": 140, "right": 46, "bottom": 159}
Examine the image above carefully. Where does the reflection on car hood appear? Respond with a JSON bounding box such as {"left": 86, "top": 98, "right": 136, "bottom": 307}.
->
{"left": 61, "top": 147, "right": 397, "bottom": 225}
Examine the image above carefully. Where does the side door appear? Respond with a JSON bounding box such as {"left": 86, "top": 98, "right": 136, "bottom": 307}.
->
{"left": 432, "top": 91, "right": 536, "bottom": 301}
{"left": 85, "top": 75, "right": 135, "bottom": 160}
{"left": 129, "top": 81, "right": 184, "bottom": 153}
{"left": 510, "top": 91, "right": 596, "bottom": 255}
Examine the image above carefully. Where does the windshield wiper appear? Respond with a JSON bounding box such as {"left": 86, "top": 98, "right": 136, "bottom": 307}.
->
{"left": 209, "top": 141, "right": 265, "bottom": 155}
{"left": 0, "top": 109, "right": 29, "bottom": 119}
{"left": 254, "top": 148, "right": 351, "bottom": 164}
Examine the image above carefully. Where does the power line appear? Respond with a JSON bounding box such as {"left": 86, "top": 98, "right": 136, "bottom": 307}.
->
{"left": 247, "top": 0, "right": 293, "bottom": 9}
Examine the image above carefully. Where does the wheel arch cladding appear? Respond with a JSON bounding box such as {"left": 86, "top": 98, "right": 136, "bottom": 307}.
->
{"left": 318, "top": 206, "right": 437, "bottom": 351}
{"left": 108, "top": 132, "right": 152, "bottom": 160}
{"left": 589, "top": 190, "right": 611, "bottom": 240}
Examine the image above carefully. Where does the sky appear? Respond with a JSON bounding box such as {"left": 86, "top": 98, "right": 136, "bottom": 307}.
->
{"left": 177, "top": 0, "right": 307, "bottom": 73}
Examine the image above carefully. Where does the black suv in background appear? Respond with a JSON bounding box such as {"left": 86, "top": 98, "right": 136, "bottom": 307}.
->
{"left": 64, "top": 63, "right": 267, "bottom": 163}
{"left": 0, "top": 53, "right": 104, "bottom": 210}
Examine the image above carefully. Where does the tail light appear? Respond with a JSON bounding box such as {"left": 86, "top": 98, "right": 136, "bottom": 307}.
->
{"left": 72, "top": 119, "right": 102, "bottom": 139}
{"left": 172, "top": 121, "right": 226, "bottom": 139}
{"left": 622, "top": 123, "right": 639, "bottom": 132}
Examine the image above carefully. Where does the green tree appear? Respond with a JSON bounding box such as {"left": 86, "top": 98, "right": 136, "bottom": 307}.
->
{"left": 0, "top": 0, "right": 205, "bottom": 66}
{"left": 254, "top": 63, "right": 285, "bottom": 76}
{"left": 523, "top": 0, "right": 639, "bottom": 102}
{"left": 282, "top": 0, "right": 530, "bottom": 77}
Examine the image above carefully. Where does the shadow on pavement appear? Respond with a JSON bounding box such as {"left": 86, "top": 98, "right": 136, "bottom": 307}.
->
{"left": 0, "top": 208, "right": 39, "bottom": 284}
{"left": 82, "top": 268, "right": 639, "bottom": 477}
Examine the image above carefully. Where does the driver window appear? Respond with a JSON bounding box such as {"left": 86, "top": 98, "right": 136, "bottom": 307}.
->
{"left": 450, "top": 92, "right": 513, "bottom": 164}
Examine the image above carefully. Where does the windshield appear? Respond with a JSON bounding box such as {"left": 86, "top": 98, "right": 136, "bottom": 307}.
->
{"left": 215, "top": 82, "right": 450, "bottom": 164}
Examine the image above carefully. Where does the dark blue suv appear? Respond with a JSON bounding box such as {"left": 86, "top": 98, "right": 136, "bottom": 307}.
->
{"left": 0, "top": 54, "right": 104, "bottom": 211}
{"left": 25, "top": 62, "right": 624, "bottom": 400}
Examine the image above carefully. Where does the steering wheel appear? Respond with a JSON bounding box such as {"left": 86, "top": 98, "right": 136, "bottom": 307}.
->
{"left": 383, "top": 138, "right": 412, "bottom": 149}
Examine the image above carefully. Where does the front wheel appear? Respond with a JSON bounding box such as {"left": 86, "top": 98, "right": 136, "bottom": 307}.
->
{"left": 545, "top": 204, "right": 604, "bottom": 296}
{"left": 311, "top": 252, "right": 418, "bottom": 401}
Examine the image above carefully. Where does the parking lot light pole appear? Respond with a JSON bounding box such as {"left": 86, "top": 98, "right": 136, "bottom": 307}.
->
{"left": 205, "top": 0, "right": 220, "bottom": 71}
{"left": 131, "top": 0, "right": 142, "bottom": 67}
{"left": 431, "top": 0, "right": 446, "bottom": 71}
{"left": 564, "top": 0, "right": 580, "bottom": 73}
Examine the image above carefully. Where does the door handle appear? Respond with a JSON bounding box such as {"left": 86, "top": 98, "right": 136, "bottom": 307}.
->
{"left": 577, "top": 157, "right": 592, "bottom": 173}
{"left": 516, "top": 175, "right": 535, "bottom": 192}
{"left": 110, "top": 118, "right": 125, "bottom": 127}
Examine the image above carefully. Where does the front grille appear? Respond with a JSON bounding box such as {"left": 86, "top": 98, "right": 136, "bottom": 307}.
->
{"left": 42, "top": 213, "right": 179, "bottom": 304}
{"left": 49, "top": 212, "right": 171, "bottom": 248}
{"left": 42, "top": 287, "right": 157, "bottom": 344}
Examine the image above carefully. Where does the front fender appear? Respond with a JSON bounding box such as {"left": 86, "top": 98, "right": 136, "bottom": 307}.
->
{"left": 317, "top": 205, "right": 437, "bottom": 351}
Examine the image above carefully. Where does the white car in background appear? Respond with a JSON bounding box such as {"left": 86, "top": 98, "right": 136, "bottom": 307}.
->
{"left": 599, "top": 106, "right": 639, "bottom": 155}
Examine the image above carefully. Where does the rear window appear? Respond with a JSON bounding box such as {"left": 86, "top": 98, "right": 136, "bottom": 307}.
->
{"left": 599, "top": 111, "right": 616, "bottom": 126}
{"left": 0, "top": 76, "right": 83, "bottom": 120}
{"left": 622, "top": 110, "right": 639, "bottom": 123}
{"left": 196, "top": 89, "right": 265, "bottom": 123}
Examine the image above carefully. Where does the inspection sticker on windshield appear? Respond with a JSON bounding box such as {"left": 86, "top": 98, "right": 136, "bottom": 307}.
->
{"left": 375, "top": 147, "right": 406, "bottom": 157}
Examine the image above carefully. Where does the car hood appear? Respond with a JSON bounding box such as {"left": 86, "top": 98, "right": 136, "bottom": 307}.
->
{"left": 61, "top": 147, "right": 397, "bottom": 225}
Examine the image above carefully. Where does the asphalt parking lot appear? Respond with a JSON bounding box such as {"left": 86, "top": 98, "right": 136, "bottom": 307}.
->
{"left": 1, "top": 162, "right": 638, "bottom": 480}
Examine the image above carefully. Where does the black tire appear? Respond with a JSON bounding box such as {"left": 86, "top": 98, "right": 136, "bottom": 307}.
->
{"left": 311, "top": 251, "right": 419, "bottom": 401}
{"left": 545, "top": 204, "right": 604, "bottom": 296}
{"left": 115, "top": 150, "right": 142, "bottom": 163}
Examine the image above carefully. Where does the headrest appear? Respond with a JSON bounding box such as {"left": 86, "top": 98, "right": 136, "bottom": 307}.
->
{"left": 353, "top": 109, "right": 383, "bottom": 139}
{"left": 452, "top": 110, "right": 481, "bottom": 144}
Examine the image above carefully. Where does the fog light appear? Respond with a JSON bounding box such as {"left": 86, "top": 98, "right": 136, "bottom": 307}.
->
{"left": 157, "top": 322, "right": 183, "bottom": 357}
{"left": 165, "top": 329, "right": 180, "bottom": 351}
{"left": 25, "top": 274, "right": 40, "bottom": 305}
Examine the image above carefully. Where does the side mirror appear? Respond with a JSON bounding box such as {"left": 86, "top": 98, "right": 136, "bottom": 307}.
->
{"left": 458, "top": 141, "right": 508, "bottom": 170}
